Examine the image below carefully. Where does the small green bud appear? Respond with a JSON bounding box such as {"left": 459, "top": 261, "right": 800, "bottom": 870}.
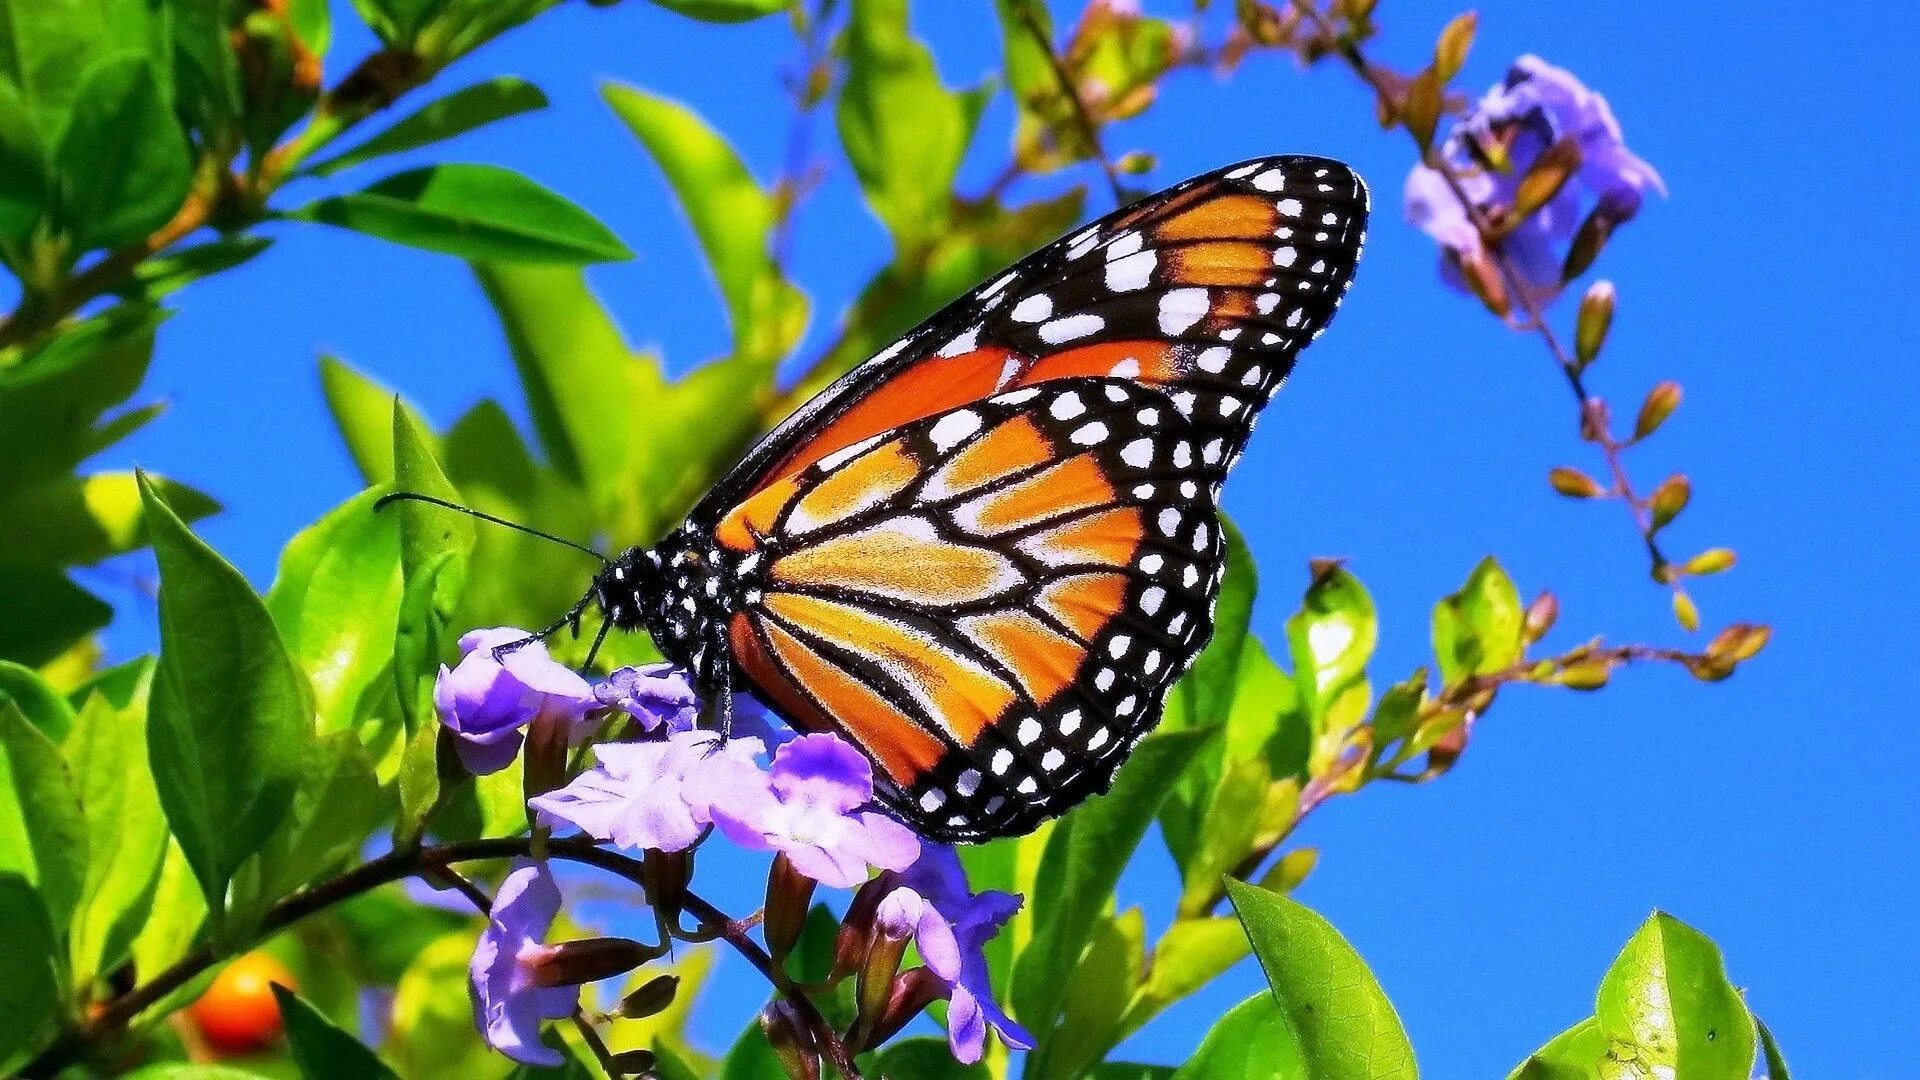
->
{"left": 1575, "top": 280, "right": 1616, "bottom": 367}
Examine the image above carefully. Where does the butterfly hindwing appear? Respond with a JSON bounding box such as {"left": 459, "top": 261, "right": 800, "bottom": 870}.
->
{"left": 717, "top": 378, "right": 1226, "bottom": 840}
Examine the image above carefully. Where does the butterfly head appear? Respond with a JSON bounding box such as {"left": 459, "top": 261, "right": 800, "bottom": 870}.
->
{"left": 589, "top": 547, "right": 665, "bottom": 634}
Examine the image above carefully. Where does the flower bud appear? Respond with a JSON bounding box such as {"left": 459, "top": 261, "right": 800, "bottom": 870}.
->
{"left": 1117, "top": 150, "right": 1157, "bottom": 175}
{"left": 1433, "top": 12, "right": 1477, "bottom": 82}
{"left": 1648, "top": 474, "right": 1691, "bottom": 529}
{"left": 1458, "top": 248, "right": 1511, "bottom": 318}
{"left": 1634, "top": 380, "right": 1682, "bottom": 441}
{"left": 856, "top": 913, "right": 913, "bottom": 1029}
{"left": 832, "top": 877, "right": 891, "bottom": 983}
{"left": 644, "top": 849, "right": 690, "bottom": 917}
{"left": 1561, "top": 209, "right": 1614, "bottom": 281}
{"left": 1548, "top": 467, "right": 1605, "bottom": 499}
{"left": 764, "top": 854, "right": 819, "bottom": 963}
{"left": 614, "top": 974, "right": 680, "bottom": 1020}
{"left": 760, "top": 1000, "right": 820, "bottom": 1080}
{"left": 1522, "top": 590, "right": 1559, "bottom": 643}
{"left": 523, "top": 937, "right": 661, "bottom": 989}
{"left": 1672, "top": 590, "right": 1700, "bottom": 633}
{"left": 1511, "top": 136, "right": 1582, "bottom": 224}
{"left": 862, "top": 967, "right": 946, "bottom": 1051}
{"left": 1706, "top": 623, "right": 1770, "bottom": 662}
{"left": 1402, "top": 68, "right": 1443, "bottom": 150}
{"left": 1682, "top": 547, "right": 1736, "bottom": 576}
{"left": 1575, "top": 281, "right": 1615, "bottom": 368}
{"left": 1554, "top": 661, "right": 1612, "bottom": 690}
{"left": 607, "top": 1049, "right": 657, "bottom": 1076}
{"left": 1684, "top": 655, "right": 1734, "bottom": 682}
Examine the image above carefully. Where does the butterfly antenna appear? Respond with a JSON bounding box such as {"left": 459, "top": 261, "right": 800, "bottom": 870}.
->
{"left": 375, "top": 492, "right": 609, "bottom": 565}
{"left": 582, "top": 615, "right": 614, "bottom": 670}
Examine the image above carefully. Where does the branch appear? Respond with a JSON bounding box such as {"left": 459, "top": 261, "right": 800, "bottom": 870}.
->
{"left": 1012, "top": 3, "right": 1126, "bottom": 206}
{"left": 22, "top": 838, "right": 862, "bottom": 1080}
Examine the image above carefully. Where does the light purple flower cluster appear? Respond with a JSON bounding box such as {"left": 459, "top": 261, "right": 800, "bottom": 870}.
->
{"left": 438, "top": 627, "right": 1028, "bottom": 1068}
{"left": 1404, "top": 55, "right": 1663, "bottom": 306}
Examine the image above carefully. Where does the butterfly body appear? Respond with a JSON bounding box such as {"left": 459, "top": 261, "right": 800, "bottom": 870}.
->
{"left": 589, "top": 155, "right": 1369, "bottom": 841}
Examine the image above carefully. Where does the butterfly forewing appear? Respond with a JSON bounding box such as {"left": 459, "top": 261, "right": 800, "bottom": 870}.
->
{"left": 686, "top": 156, "right": 1368, "bottom": 528}
{"left": 717, "top": 379, "right": 1225, "bottom": 840}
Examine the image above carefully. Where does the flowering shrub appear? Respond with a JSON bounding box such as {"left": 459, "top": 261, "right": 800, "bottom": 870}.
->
{"left": 0, "top": 1, "right": 1782, "bottom": 1078}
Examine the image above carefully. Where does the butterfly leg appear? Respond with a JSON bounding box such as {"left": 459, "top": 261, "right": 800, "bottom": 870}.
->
{"left": 695, "top": 623, "right": 735, "bottom": 744}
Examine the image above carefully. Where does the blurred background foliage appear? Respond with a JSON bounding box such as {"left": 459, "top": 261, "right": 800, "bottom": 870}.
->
{"left": 0, "top": 0, "right": 1792, "bottom": 1077}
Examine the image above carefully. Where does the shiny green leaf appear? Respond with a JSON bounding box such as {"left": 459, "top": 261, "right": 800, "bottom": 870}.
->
{"left": 307, "top": 77, "right": 549, "bottom": 177}
{"left": 276, "top": 983, "right": 401, "bottom": 1079}
{"left": 1121, "top": 915, "right": 1252, "bottom": 1039}
{"left": 1432, "top": 556, "right": 1524, "bottom": 684}
{"left": 289, "top": 164, "right": 631, "bottom": 264}
{"left": 837, "top": 0, "right": 988, "bottom": 253}
{"left": 0, "top": 78, "right": 48, "bottom": 241}
{"left": 1595, "top": 913, "right": 1755, "bottom": 1079}
{"left": 0, "top": 701, "right": 87, "bottom": 930}
{"left": 645, "top": 0, "right": 790, "bottom": 22}
{"left": 1037, "top": 908, "right": 1145, "bottom": 1080}
{"left": 1507, "top": 1017, "right": 1603, "bottom": 1080}
{"left": 1014, "top": 727, "right": 1215, "bottom": 1038}
{"left": 1286, "top": 564, "right": 1377, "bottom": 725}
{"left": 0, "top": 661, "right": 74, "bottom": 740}
{"left": 267, "top": 487, "right": 404, "bottom": 735}
{"left": 318, "top": 354, "right": 433, "bottom": 486}
{"left": 1169, "top": 992, "right": 1307, "bottom": 1080}
{"left": 54, "top": 52, "right": 192, "bottom": 250}
{"left": 1757, "top": 1018, "right": 1791, "bottom": 1080}
{"left": 123, "top": 235, "right": 273, "bottom": 299}
{"left": 141, "top": 472, "right": 309, "bottom": 918}
{"left": 0, "top": 305, "right": 160, "bottom": 488}
{"left": 249, "top": 732, "right": 382, "bottom": 903}
{"left": 128, "top": 838, "right": 210, "bottom": 1016}
{"left": 604, "top": 82, "right": 807, "bottom": 364}
{"left": 388, "top": 929, "right": 511, "bottom": 1077}
{"left": 66, "top": 687, "right": 168, "bottom": 992}
{"left": 1225, "top": 879, "right": 1416, "bottom": 1079}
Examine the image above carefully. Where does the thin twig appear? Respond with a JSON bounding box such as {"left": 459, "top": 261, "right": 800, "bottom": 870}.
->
{"left": 1012, "top": 3, "right": 1126, "bottom": 206}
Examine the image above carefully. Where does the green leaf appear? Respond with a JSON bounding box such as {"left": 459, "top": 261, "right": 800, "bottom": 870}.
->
{"left": 0, "top": 660, "right": 75, "bottom": 740}
{"left": 0, "top": 305, "right": 160, "bottom": 488}
{"left": 1036, "top": 908, "right": 1145, "bottom": 1080}
{"left": 249, "top": 732, "right": 381, "bottom": 903}
{"left": 169, "top": 0, "right": 243, "bottom": 141}
{"left": 288, "top": 163, "right": 631, "bottom": 264}
{"left": 649, "top": 1040, "right": 706, "bottom": 1080}
{"left": 720, "top": 1019, "right": 783, "bottom": 1080}
{"left": 0, "top": 471, "right": 219, "bottom": 567}
{"left": 54, "top": 52, "right": 192, "bottom": 250}
{"left": 1090, "top": 1066, "right": 1177, "bottom": 1080}
{"left": 1169, "top": 992, "right": 1307, "bottom": 1080}
{"left": 391, "top": 403, "right": 472, "bottom": 577}
{"left": 122, "top": 1066, "right": 279, "bottom": 1080}
{"left": 837, "top": 0, "right": 988, "bottom": 254}
{"left": 469, "top": 263, "right": 653, "bottom": 504}
{"left": 1756, "top": 1018, "right": 1791, "bottom": 1080}
{"left": 604, "top": 82, "right": 807, "bottom": 365}
{"left": 1432, "top": 556, "right": 1524, "bottom": 684}
{"left": 644, "top": 0, "right": 790, "bottom": 23}
{"left": 123, "top": 235, "right": 273, "bottom": 299}
{"left": 0, "top": 566, "right": 109, "bottom": 667}
{"left": 0, "top": 0, "right": 108, "bottom": 132}
{"left": 1121, "top": 915, "right": 1252, "bottom": 1038}
{"left": 128, "top": 837, "right": 210, "bottom": 1016}
{"left": 66, "top": 687, "right": 168, "bottom": 993}
{"left": 1286, "top": 564, "right": 1377, "bottom": 724}
{"left": 0, "top": 701, "right": 88, "bottom": 930}
{"left": 870, "top": 1036, "right": 990, "bottom": 1078}
{"left": 267, "top": 487, "right": 404, "bottom": 735}
{"left": 275, "top": 983, "right": 402, "bottom": 1079}
{"left": 141, "top": 472, "right": 309, "bottom": 919}
{"left": 1225, "top": 879, "right": 1417, "bottom": 1080}
{"left": 1507, "top": 1017, "right": 1604, "bottom": 1080}
{"left": 318, "top": 354, "right": 433, "bottom": 486}
{"left": 306, "top": 77, "right": 548, "bottom": 177}
{"left": 1595, "top": 913, "right": 1756, "bottom": 1080}
{"left": 1013, "top": 727, "right": 1214, "bottom": 1038}
{"left": 0, "top": 874, "right": 59, "bottom": 1071}
{"left": 0, "top": 78, "right": 49, "bottom": 241}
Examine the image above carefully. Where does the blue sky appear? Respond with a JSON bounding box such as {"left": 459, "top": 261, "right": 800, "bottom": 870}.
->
{"left": 88, "top": 1, "right": 1919, "bottom": 1075}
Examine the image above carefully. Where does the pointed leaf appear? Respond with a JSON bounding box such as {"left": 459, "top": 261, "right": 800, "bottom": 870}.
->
{"left": 55, "top": 52, "right": 192, "bottom": 249}
{"left": 250, "top": 732, "right": 382, "bottom": 903}
{"left": 1432, "top": 556, "right": 1524, "bottom": 684}
{"left": 1595, "top": 913, "right": 1756, "bottom": 1079}
{"left": 0, "top": 874, "right": 59, "bottom": 1070}
{"left": 0, "top": 701, "right": 87, "bottom": 930}
{"left": 644, "top": 0, "right": 790, "bottom": 22}
{"left": 1225, "top": 879, "right": 1416, "bottom": 1079}
{"left": 1507, "top": 1017, "right": 1604, "bottom": 1080}
{"left": 141, "top": 473, "right": 309, "bottom": 917}
{"left": 0, "top": 567, "right": 109, "bottom": 667}
{"left": 0, "top": 471, "right": 219, "bottom": 567}
{"left": 66, "top": 686, "right": 168, "bottom": 991}
{"left": 0, "top": 661, "right": 75, "bottom": 740}
{"left": 307, "top": 76, "right": 548, "bottom": 177}
{"left": 1169, "top": 992, "right": 1306, "bottom": 1079}
{"left": 275, "top": 983, "right": 402, "bottom": 1079}
{"left": 289, "top": 164, "right": 631, "bottom": 264}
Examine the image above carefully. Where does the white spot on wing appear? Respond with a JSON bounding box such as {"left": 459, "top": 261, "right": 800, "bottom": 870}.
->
{"left": 1106, "top": 249, "right": 1156, "bottom": 292}
{"left": 1012, "top": 294, "right": 1053, "bottom": 323}
{"left": 1039, "top": 313, "right": 1104, "bottom": 344}
{"left": 929, "top": 410, "right": 982, "bottom": 451}
{"left": 1158, "top": 288, "right": 1209, "bottom": 336}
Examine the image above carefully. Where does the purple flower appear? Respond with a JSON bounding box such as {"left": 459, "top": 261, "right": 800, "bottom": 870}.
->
{"left": 469, "top": 861, "right": 576, "bottom": 1066}
{"left": 1404, "top": 55, "right": 1663, "bottom": 305}
{"left": 710, "top": 734, "right": 920, "bottom": 889}
{"left": 595, "top": 663, "right": 796, "bottom": 748}
{"left": 895, "top": 846, "right": 1033, "bottom": 1064}
{"left": 434, "top": 628, "right": 596, "bottom": 774}
{"left": 529, "top": 729, "right": 766, "bottom": 852}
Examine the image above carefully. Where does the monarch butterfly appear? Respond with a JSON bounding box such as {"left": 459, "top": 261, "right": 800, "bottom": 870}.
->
{"left": 516, "top": 156, "right": 1363, "bottom": 842}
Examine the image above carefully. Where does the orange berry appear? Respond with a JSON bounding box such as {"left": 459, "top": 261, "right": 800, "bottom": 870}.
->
{"left": 188, "top": 952, "right": 296, "bottom": 1056}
